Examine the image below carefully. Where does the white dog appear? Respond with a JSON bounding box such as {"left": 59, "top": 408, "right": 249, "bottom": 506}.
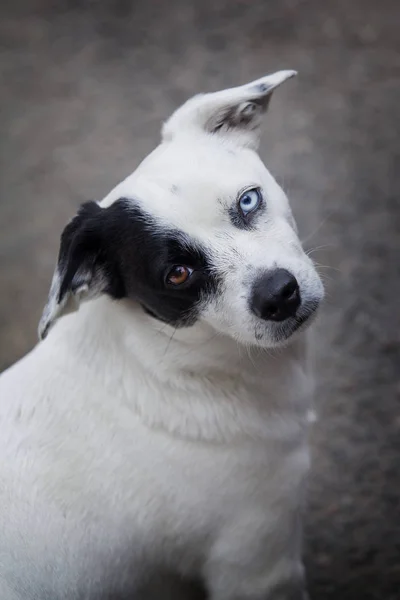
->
{"left": 0, "top": 71, "right": 324, "bottom": 600}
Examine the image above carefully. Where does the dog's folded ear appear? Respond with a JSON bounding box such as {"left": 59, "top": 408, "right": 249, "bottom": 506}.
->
{"left": 38, "top": 201, "right": 124, "bottom": 340}
{"left": 162, "top": 70, "right": 297, "bottom": 150}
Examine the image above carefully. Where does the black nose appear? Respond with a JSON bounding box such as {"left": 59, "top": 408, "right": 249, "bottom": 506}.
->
{"left": 250, "top": 269, "right": 301, "bottom": 322}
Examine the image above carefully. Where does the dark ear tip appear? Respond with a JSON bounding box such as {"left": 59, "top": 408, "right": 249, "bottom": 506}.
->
{"left": 38, "top": 300, "right": 55, "bottom": 340}
{"left": 38, "top": 322, "right": 49, "bottom": 341}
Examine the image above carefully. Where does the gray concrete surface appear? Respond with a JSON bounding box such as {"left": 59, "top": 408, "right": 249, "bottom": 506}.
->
{"left": 0, "top": 0, "right": 399, "bottom": 598}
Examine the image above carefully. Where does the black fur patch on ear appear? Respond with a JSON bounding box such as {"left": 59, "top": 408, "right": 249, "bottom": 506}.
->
{"left": 57, "top": 198, "right": 220, "bottom": 327}
{"left": 57, "top": 201, "right": 125, "bottom": 304}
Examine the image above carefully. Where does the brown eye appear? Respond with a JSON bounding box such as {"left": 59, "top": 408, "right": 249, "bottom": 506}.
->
{"left": 166, "top": 265, "right": 193, "bottom": 286}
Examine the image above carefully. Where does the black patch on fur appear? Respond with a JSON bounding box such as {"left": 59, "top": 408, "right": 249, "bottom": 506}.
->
{"left": 56, "top": 199, "right": 219, "bottom": 327}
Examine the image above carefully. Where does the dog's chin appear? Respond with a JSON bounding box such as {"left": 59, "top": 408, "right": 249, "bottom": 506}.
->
{"left": 273, "top": 303, "right": 320, "bottom": 344}
{"left": 251, "top": 302, "right": 320, "bottom": 348}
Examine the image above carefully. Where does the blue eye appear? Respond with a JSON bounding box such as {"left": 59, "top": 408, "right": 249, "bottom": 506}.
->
{"left": 238, "top": 188, "right": 262, "bottom": 216}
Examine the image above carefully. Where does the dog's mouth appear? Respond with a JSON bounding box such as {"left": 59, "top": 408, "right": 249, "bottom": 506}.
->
{"left": 272, "top": 300, "right": 320, "bottom": 342}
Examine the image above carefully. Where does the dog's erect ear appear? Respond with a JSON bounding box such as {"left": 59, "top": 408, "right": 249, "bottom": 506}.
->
{"left": 38, "top": 202, "right": 125, "bottom": 340}
{"left": 162, "top": 70, "right": 297, "bottom": 150}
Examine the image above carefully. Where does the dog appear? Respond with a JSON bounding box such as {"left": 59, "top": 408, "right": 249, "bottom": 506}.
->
{"left": 0, "top": 71, "right": 324, "bottom": 600}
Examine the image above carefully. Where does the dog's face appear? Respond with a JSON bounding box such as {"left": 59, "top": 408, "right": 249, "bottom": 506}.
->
{"left": 40, "top": 71, "right": 323, "bottom": 348}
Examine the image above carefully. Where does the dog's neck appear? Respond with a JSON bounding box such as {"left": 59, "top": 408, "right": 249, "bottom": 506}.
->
{"left": 47, "top": 297, "right": 315, "bottom": 443}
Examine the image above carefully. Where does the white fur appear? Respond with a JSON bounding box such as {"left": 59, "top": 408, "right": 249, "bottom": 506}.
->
{"left": 0, "top": 72, "right": 323, "bottom": 599}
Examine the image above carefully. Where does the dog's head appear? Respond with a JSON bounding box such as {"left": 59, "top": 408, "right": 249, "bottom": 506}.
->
{"left": 39, "top": 71, "right": 324, "bottom": 348}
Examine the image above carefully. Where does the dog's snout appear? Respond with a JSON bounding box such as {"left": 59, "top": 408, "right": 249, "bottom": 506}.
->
{"left": 250, "top": 269, "right": 301, "bottom": 322}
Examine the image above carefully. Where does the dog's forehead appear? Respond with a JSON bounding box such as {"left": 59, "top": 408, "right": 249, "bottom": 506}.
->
{"left": 103, "top": 137, "right": 268, "bottom": 237}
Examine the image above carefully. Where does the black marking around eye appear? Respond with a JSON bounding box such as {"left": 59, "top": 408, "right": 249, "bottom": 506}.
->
{"left": 228, "top": 205, "right": 255, "bottom": 230}
{"left": 228, "top": 195, "right": 265, "bottom": 230}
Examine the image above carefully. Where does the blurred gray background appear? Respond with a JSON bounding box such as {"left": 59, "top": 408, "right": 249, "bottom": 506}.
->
{"left": 0, "top": 0, "right": 399, "bottom": 598}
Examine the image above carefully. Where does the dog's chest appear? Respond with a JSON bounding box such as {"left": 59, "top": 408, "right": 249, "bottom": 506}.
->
{"left": 0, "top": 342, "right": 311, "bottom": 595}
{"left": 31, "top": 410, "right": 307, "bottom": 569}
{"left": 3, "top": 388, "right": 306, "bottom": 525}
